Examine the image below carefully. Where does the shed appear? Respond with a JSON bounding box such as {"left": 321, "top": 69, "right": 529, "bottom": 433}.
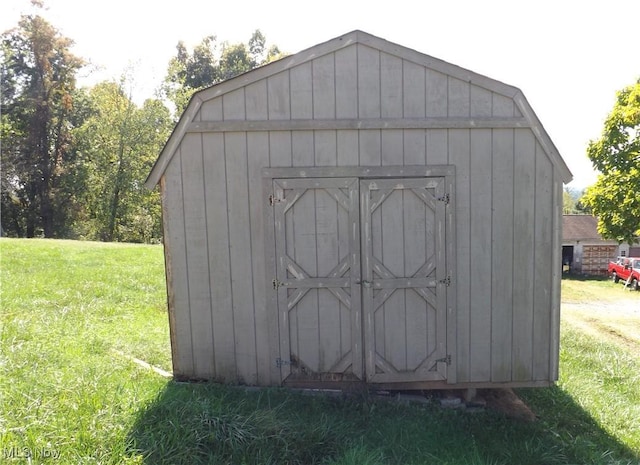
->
{"left": 146, "top": 30, "right": 573, "bottom": 390}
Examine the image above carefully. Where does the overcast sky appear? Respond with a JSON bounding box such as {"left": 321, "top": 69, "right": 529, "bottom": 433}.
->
{"left": 3, "top": 0, "right": 639, "bottom": 189}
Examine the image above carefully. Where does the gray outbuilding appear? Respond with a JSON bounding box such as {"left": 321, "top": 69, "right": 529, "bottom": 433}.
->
{"left": 146, "top": 30, "right": 572, "bottom": 390}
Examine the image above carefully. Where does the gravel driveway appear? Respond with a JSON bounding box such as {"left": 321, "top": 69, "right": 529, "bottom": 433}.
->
{"left": 562, "top": 298, "right": 640, "bottom": 352}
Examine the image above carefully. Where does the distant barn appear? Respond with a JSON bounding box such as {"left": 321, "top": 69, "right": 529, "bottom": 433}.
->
{"left": 562, "top": 215, "right": 636, "bottom": 275}
{"left": 146, "top": 30, "right": 572, "bottom": 391}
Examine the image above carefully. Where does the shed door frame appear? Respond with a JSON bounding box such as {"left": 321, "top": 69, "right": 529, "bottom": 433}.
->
{"left": 263, "top": 165, "right": 457, "bottom": 385}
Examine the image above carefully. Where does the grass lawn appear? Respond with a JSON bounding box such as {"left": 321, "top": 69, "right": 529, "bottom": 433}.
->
{"left": 1, "top": 238, "right": 639, "bottom": 464}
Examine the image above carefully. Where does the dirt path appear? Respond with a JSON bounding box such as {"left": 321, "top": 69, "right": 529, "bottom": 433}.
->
{"left": 562, "top": 299, "right": 640, "bottom": 353}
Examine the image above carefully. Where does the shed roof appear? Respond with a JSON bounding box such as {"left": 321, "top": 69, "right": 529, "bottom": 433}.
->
{"left": 146, "top": 30, "right": 572, "bottom": 188}
{"left": 562, "top": 215, "right": 607, "bottom": 241}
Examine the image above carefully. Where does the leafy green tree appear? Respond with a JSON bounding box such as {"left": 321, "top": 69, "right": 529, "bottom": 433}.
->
{"left": 1, "top": 8, "right": 85, "bottom": 237}
{"left": 75, "top": 80, "right": 171, "bottom": 242}
{"left": 563, "top": 188, "right": 577, "bottom": 214}
{"left": 162, "top": 30, "right": 283, "bottom": 116}
{"left": 582, "top": 79, "right": 640, "bottom": 244}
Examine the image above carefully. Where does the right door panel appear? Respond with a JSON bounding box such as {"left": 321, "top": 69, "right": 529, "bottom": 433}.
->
{"left": 361, "top": 178, "right": 448, "bottom": 383}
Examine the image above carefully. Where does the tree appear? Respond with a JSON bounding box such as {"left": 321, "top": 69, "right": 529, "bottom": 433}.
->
{"left": 563, "top": 188, "right": 578, "bottom": 214}
{"left": 582, "top": 79, "right": 640, "bottom": 244}
{"left": 75, "top": 79, "right": 171, "bottom": 242}
{"left": 162, "top": 30, "right": 282, "bottom": 116}
{"left": 1, "top": 7, "right": 85, "bottom": 237}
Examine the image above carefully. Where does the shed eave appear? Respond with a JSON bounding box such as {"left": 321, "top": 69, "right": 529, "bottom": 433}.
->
{"left": 513, "top": 91, "right": 573, "bottom": 183}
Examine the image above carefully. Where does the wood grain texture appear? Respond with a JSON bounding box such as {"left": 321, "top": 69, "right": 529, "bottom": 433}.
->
{"left": 491, "top": 128, "right": 514, "bottom": 382}
{"left": 468, "top": 129, "right": 492, "bottom": 382}
{"left": 162, "top": 150, "right": 193, "bottom": 377}
{"left": 512, "top": 129, "right": 536, "bottom": 381}
{"left": 180, "top": 135, "right": 214, "bottom": 379}
{"left": 202, "top": 133, "right": 236, "bottom": 380}
{"left": 448, "top": 129, "right": 471, "bottom": 382}
{"left": 225, "top": 132, "right": 258, "bottom": 384}
{"left": 247, "top": 131, "right": 271, "bottom": 384}
{"left": 533, "top": 142, "right": 553, "bottom": 380}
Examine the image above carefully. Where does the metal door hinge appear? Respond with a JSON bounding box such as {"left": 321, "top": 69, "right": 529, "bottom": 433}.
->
{"left": 437, "top": 193, "right": 450, "bottom": 204}
{"left": 436, "top": 355, "right": 452, "bottom": 366}
{"left": 269, "top": 194, "right": 282, "bottom": 206}
{"left": 438, "top": 276, "right": 451, "bottom": 286}
{"left": 272, "top": 278, "right": 286, "bottom": 290}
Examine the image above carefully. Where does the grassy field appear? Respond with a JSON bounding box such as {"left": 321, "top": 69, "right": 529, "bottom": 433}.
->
{"left": 1, "top": 239, "right": 639, "bottom": 464}
{"left": 561, "top": 273, "right": 640, "bottom": 304}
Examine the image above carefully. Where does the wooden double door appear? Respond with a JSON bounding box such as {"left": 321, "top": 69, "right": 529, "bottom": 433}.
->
{"left": 270, "top": 174, "right": 452, "bottom": 384}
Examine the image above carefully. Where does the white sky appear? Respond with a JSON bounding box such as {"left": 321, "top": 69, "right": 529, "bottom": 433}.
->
{"left": 3, "top": 0, "right": 639, "bottom": 189}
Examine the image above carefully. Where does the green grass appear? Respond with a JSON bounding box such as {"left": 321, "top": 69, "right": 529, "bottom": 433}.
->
{"left": 1, "top": 239, "right": 639, "bottom": 464}
{"left": 561, "top": 273, "right": 640, "bottom": 303}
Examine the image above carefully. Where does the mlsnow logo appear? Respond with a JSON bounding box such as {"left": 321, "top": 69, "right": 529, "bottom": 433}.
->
{"left": 3, "top": 447, "right": 61, "bottom": 460}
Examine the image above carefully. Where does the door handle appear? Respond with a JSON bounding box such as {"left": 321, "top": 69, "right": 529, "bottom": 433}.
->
{"left": 356, "top": 280, "right": 372, "bottom": 288}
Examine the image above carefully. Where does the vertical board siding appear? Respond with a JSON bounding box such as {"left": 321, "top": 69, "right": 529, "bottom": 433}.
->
{"left": 290, "top": 63, "right": 313, "bottom": 119}
{"left": 357, "top": 45, "right": 381, "bottom": 118}
{"left": 404, "top": 130, "right": 426, "bottom": 165}
{"left": 315, "top": 130, "right": 338, "bottom": 166}
{"left": 380, "top": 190, "right": 407, "bottom": 370}
{"left": 382, "top": 130, "right": 403, "bottom": 165}
{"left": 247, "top": 139, "right": 270, "bottom": 382}
{"left": 202, "top": 133, "right": 236, "bottom": 380}
{"left": 268, "top": 71, "right": 291, "bottom": 120}
{"left": 357, "top": 48, "right": 380, "bottom": 166}
{"left": 403, "top": 60, "right": 426, "bottom": 117}
{"left": 470, "top": 85, "right": 492, "bottom": 117}
{"left": 512, "top": 129, "right": 536, "bottom": 381}
{"left": 425, "top": 69, "right": 448, "bottom": 117}
{"left": 163, "top": 40, "right": 563, "bottom": 386}
{"left": 550, "top": 175, "right": 563, "bottom": 381}
{"left": 199, "top": 97, "right": 223, "bottom": 121}
{"left": 225, "top": 132, "right": 258, "bottom": 384}
{"left": 180, "top": 135, "right": 215, "bottom": 378}
{"left": 223, "top": 88, "right": 246, "bottom": 120}
{"left": 403, "top": 55, "right": 427, "bottom": 163}
{"left": 533, "top": 143, "right": 553, "bottom": 380}
{"left": 269, "top": 131, "right": 293, "bottom": 167}
{"left": 246, "top": 81, "right": 268, "bottom": 120}
{"left": 335, "top": 46, "right": 358, "bottom": 119}
{"left": 292, "top": 131, "right": 314, "bottom": 166}
{"left": 337, "top": 130, "right": 359, "bottom": 166}
{"left": 380, "top": 53, "right": 403, "bottom": 118}
{"left": 448, "top": 129, "right": 471, "bottom": 382}
{"left": 468, "top": 129, "right": 492, "bottom": 382}
{"left": 360, "top": 130, "right": 382, "bottom": 166}
{"left": 315, "top": 189, "right": 342, "bottom": 372}
{"left": 292, "top": 189, "right": 320, "bottom": 371}
{"left": 313, "top": 55, "right": 336, "bottom": 119}
{"left": 162, "top": 151, "right": 193, "bottom": 377}
{"left": 448, "top": 78, "right": 470, "bottom": 117}
{"left": 491, "top": 129, "right": 514, "bottom": 382}
{"left": 426, "top": 129, "right": 448, "bottom": 165}
{"left": 492, "top": 93, "right": 514, "bottom": 117}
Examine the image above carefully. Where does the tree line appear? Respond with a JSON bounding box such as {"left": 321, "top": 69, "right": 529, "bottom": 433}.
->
{"left": 1, "top": 6, "right": 281, "bottom": 242}
{"left": 1, "top": 5, "right": 637, "bottom": 244}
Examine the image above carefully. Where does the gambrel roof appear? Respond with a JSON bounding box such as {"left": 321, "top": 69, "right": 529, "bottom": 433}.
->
{"left": 146, "top": 30, "right": 572, "bottom": 188}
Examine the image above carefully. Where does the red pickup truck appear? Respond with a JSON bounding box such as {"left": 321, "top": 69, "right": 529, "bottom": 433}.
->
{"left": 608, "top": 257, "right": 640, "bottom": 290}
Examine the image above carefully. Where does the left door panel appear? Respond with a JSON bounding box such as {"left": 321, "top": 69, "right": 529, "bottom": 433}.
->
{"left": 273, "top": 177, "right": 362, "bottom": 383}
